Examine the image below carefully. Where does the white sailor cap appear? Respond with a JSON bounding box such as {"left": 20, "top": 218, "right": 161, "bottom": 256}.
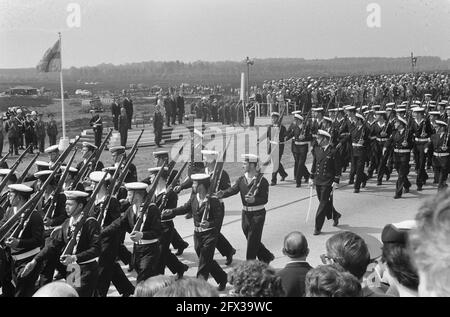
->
{"left": 0, "top": 169, "right": 11, "bottom": 176}
{"left": 201, "top": 150, "right": 219, "bottom": 156}
{"left": 401, "top": 101, "right": 409, "bottom": 105}
{"left": 35, "top": 161, "right": 51, "bottom": 170}
{"left": 89, "top": 171, "right": 111, "bottom": 183}
{"left": 429, "top": 111, "right": 441, "bottom": 116}
{"left": 355, "top": 113, "right": 365, "bottom": 121}
{"left": 430, "top": 101, "right": 436, "bottom": 105}
{"left": 435, "top": 120, "right": 448, "bottom": 127}
{"left": 386, "top": 102, "right": 396, "bottom": 107}
{"left": 294, "top": 114, "right": 304, "bottom": 121}
{"left": 291, "top": 111, "right": 302, "bottom": 115}
{"left": 424, "top": 93, "right": 432, "bottom": 97}
{"left": 396, "top": 108, "right": 406, "bottom": 113}
{"left": 372, "top": 105, "right": 381, "bottom": 110}
{"left": 396, "top": 116, "right": 407, "bottom": 126}
{"left": 323, "top": 117, "right": 333, "bottom": 123}
{"left": 125, "top": 182, "right": 148, "bottom": 191}
{"left": 446, "top": 106, "right": 450, "bottom": 110}
{"left": 317, "top": 129, "right": 331, "bottom": 138}
{"left": 361, "top": 106, "right": 369, "bottom": 111}
{"left": 327, "top": 108, "right": 338, "bottom": 112}
{"left": 109, "top": 146, "right": 125, "bottom": 154}
{"left": 385, "top": 107, "right": 393, "bottom": 112}
{"left": 396, "top": 104, "right": 406, "bottom": 109}
{"left": 64, "top": 190, "right": 89, "bottom": 200}
{"left": 8, "top": 184, "right": 33, "bottom": 193}
{"left": 271, "top": 112, "right": 280, "bottom": 117}
{"left": 344, "top": 106, "right": 356, "bottom": 111}
{"left": 311, "top": 107, "right": 324, "bottom": 112}
{"left": 148, "top": 166, "right": 169, "bottom": 173}
{"left": 413, "top": 100, "right": 422, "bottom": 105}
{"left": 153, "top": 150, "right": 169, "bottom": 158}
{"left": 82, "top": 142, "right": 97, "bottom": 151}
{"left": 34, "top": 170, "right": 53, "bottom": 179}
{"left": 45, "top": 145, "right": 59, "bottom": 154}
{"left": 61, "top": 166, "right": 78, "bottom": 173}
{"left": 375, "top": 111, "right": 387, "bottom": 115}
{"left": 363, "top": 110, "right": 374, "bottom": 115}
{"left": 190, "top": 173, "right": 211, "bottom": 183}
{"left": 439, "top": 101, "right": 448, "bottom": 106}
{"left": 412, "top": 107, "right": 425, "bottom": 112}
{"left": 241, "top": 154, "right": 259, "bottom": 163}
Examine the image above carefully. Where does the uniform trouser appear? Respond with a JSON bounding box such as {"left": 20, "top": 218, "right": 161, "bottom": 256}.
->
{"left": 249, "top": 114, "right": 255, "bottom": 127}
{"left": 368, "top": 142, "right": 379, "bottom": 176}
{"left": 271, "top": 145, "right": 287, "bottom": 183}
{"left": 39, "top": 236, "right": 66, "bottom": 287}
{"left": 8, "top": 136, "right": 19, "bottom": 155}
{"left": 215, "top": 202, "right": 234, "bottom": 257}
{"left": 94, "top": 130, "right": 102, "bottom": 148}
{"left": 75, "top": 261, "right": 100, "bottom": 297}
{"left": 37, "top": 135, "right": 45, "bottom": 153}
{"left": 25, "top": 133, "right": 34, "bottom": 152}
{"left": 427, "top": 144, "right": 434, "bottom": 169}
{"left": 241, "top": 210, "right": 273, "bottom": 262}
{"left": 193, "top": 230, "right": 227, "bottom": 284}
{"left": 18, "top": 133, "right": 23, "bottom": 148}
{"left": 154, "top": 128, "right": 162, "bottom": 146}
{"left": 432, "top": 156, "right": 449, "bottom": 190}
{"left": 171, "top": 109, "right": 177, "bottom": 125}
{"left": 171, "top": 227, "right": 188, "bottom": 250}
{"left": 110, "top": 262, "right": 135, "bottom": 295}
{"left": 394, "top": 154, "right": 411, "bottom": 196}
{"left": 178, "top": 112, "right": 184, "bottom": 124}
{"left": 293, "top": 147, "right": 310, "bottom": 185}
{"left": 351, "top": 154, "right": 367, "bottom": 190}
{"left": 414, "top": 143, "right": 428, "bottom": 187}
{"left": 120, "top": 130, "right": 128, "bottom": 147}
{"left": 0, "top": 133, "right": 3, "bottom": 156}
{"left": 133, "top": 242, "right": 161, "bottom": 284}
{"left": 49, "top": 134, "right": 57, "bottom": 146}
{"left": 315, "top": 185, "right": 341, "bottom": 232}
{"left": 166, "top": 113, "right": 171, "bottom": 126}
{"left": 113, "top": 117, "right": 118, "bottom": 130}
{"left": 377, "top": 144, "right": 390, "bottom": 182}
{"left": 96, "top": 257, "right": 133, "bottom": 297}
{"left": 159, "top": 221, "right": 187, "bottom": 275}
{"left": 2, "top": 256, "right": 42, "bottom": 297}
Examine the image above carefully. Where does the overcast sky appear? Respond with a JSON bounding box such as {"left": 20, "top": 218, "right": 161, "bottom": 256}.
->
{"left": 0, "top": 0, "right": 449, "bottom": 68}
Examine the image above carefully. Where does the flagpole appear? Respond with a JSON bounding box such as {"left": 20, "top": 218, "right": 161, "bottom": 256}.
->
{"left": 59, "top": 32, "right": 66, "bottom": 140}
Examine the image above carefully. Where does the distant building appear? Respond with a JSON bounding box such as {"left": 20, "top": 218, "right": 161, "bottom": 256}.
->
{"left": 9, "top": 86, "right": 39, "bottom": 96}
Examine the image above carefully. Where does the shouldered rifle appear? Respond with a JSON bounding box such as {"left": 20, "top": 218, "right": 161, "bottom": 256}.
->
{"left": 0, "top": 157, "right": 64, "bottom": 243}
{"left": 85, "top": 128, "right": 113, "bottom": 177}
{"left": 0, "top": 153, "right": 9, "bottom": 167}
{"left": 133, "top": 161, "right": 168, "bottom": 231}
{"left": 96, "top": 155, "right": 126, "bottom": 225}
{"left": 160, "top": 161, "right": 188, "bottom": 212}
{"left": 112, "top": 147, "right": 138, "bottom": 196}
{"left": 43, "top": 149, "right": 78, "bottom": 223}
{"left": 69, "top": 151, "right": 96, "bottom": 190}
{"left": 16, "top": 153, "right": 40, "bottom": 183}
{"left": 60, "top": 173, "right": 107, "bottom": 258}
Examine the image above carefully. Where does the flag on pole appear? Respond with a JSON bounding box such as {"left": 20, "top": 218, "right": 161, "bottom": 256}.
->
{"left": 36, "top": 39, "right": 61, "bottom": 72}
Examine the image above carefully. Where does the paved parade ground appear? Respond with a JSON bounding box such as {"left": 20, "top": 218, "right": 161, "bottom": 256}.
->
{"left": 107, "top": 161, "right": 435, "bottom": 296}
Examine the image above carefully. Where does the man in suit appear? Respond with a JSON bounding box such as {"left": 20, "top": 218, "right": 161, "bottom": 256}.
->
{"left": 176, "top": 92, "right": 185, "bottom": 124}
{"left": 169, "top": 93, "right": 177, "bottom": 125}
{"left": 5, "top": 115, "right": 20, "bottom": 155}
{"left": 47, "top": 113, "right": 58, "bottom": 146}
{"left": 122, "top": 95, "right": 133, "bottom": 129}
{"left": 310, "top": 130, "right": 342, "bottom": 235}
{"left": 277, "top": 231, "right": 312, "bottom": 297}
{"left": 153, "top": 105, "right": 164, "bottom": 147}
{"left": 34, "top": 114, "right": 46, "bottom": 153}
{"left": 163, "top": 93, "right": 172, "bottom": 127}
{"left": 267, "top": 112, "right": 288, "bottom": 186}
{"left": 111, "top": 97, "right": 121, "bottom": 131}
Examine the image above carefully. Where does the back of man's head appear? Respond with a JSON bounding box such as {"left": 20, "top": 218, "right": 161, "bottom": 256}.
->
{"left": 33, "top": 282, "right": 79, "bottom": 297}
{"left": 134, "top": 275, "right": 176, "bottom": 297}
{"left": 326, "top": 231, "right": 370, "bottom": 280}
{"left": 283, "top": 231, "right": 309, "bottom": 259}
{"left": 409, "top": 190, "right": 450, "bottom": 297}
{"left": 153, "top": 277, "right": 219, "bottom": 297}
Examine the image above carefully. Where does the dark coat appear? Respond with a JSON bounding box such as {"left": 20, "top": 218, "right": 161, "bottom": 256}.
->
{"left": 311, "top": 145, "right": 341, "bottom": 186}
{"left": 277, "top": 261, "right": 313, "bottom": 297}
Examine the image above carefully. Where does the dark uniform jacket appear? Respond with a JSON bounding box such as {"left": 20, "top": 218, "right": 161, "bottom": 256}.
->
{"left": 412, "top": 118, "right": 433, "bottom": 144}
{"left": 311, "top": 145, "right": 341, "bottom": 186}
{"left": 47, "top": 120, "right": 58, "bottom": 137}
{"left": 431, "top": 132, "right": 450, "bottom": 154}
{"left": 222, "top": 174, "right": 269, "bottom": 208}
{"left": 34, "top": 121, "right": 46, "bottom": 137}
{"left": 34, "top": 217, "right": 101, "bottom": 264}
{"left": 277, "top": 261, "right": 313, "bottom": 297}
{"left": 5, "top": 119, "right": 19, "bottom": 138}
{"left": 42, "top": 192, "right": 67, "bottom": 227}
{"left": 75, "top": 160, "right": 105, "bottom": 174}
{"left": 350, "top": 124, "right": 370, "bottom": 156}
{"left": 286, "top": 122, "right": 312, "bottom": 153}
{"left": 89, "top": 115, "right": 103, "bottom": 133}
{"left": 385, "top": 129, "right": 414, "bottom": 162}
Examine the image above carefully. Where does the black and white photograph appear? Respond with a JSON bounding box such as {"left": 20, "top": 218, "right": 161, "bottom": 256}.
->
{"left": 0, "top": 0, "right": 449, "bottom": 301}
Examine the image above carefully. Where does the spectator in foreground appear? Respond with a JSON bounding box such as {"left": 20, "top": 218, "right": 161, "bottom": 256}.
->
{"left": 134, "top": 275, "right": 176, "bottom": 297}
{"left": 409, "top": 190, "right": 450, "bottom": 297}
{"left": 305, "top": 264, "right": 362, "bottom": 297}
{"left": 153, "top": 277, "right": 218, "bottom": 297}
{"left": 323, "top": 231, "right": 387, "bottom": 297}
{"left": 380, "top": 221, "right": 419, "bottom": 297}
{"left": 277, "top": 231, "right": 312, "bottom": 297}
{"left": 32, "top": 281, "right": 79, "bottom": 297}
{"left": 228, "top": 260, "right": 284, "bottom": 297}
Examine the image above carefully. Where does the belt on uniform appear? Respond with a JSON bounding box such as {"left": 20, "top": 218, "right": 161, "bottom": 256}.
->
{"left": 78, "top": 257, "right": 99, "bottom": 265}
{"left": 352, "top": 143, "right": 364, "bottom": 147}
{"left": 394, "top": 149, "right": 411, "bottom": 153}
{"left": 294, "top": 141, "right": 309, "bottom": 146}
{"left": 11, "top": 247, "right": 40, "bottom": 261}
{"left": 376, "top": 138, "right": 389, "bottom": 142}
{"left": 433, "top": 152, "right": 450, "bottom": 157}
{"left": 134, "top": 239, "right": 159, "bottom": 245}
{"left": 415, "top": 138, "right": 430, "bottom": 142}
{"left": 194, "top": 226, "right": 213, "bottom": 233}
{"left": 243, "top": 205, "right": 265, "bottom": 212}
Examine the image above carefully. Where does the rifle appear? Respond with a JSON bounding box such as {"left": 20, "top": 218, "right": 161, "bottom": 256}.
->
{"left": 0, "top": 145, "right": 33, "bottom": 193}
{"left": 69, "top": 151, "right": 96, "bottom": 190}
{"left": 133, "top": 161, "right": 168, "bottom": 231}
{"left": 16, "top": 153, "right": 40, "bottom": 183}
{"left": 160, "top": 161, "right": 189, "bottom": 212}
{"left": 96, "top": 155, "right": 126, "bottom": 225}
{"left": 84, "top": 128, "right": 114, "bottom": 177}
{"left": 0, "top": 153, "right": 9, "bottom": 167}
{"left": 0, "top": 157, "right": 64, "bottom": 243}
{"left": 43, "top": 149, "right": 78, "bottom": 224}
{"left": 60, "top": 174, "right": 107, "bottom": 258}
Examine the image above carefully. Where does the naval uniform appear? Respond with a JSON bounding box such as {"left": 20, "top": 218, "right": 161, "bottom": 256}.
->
{"left": 166, "top": 194, "right": 227, "bottom": 284}
{"left": 371, "top": 121, "right": 393, "bottom": 184}
{"left": 431, "top": 131, "right": 450, "bottom": 190}
{"left": 221, "top": 174, "right": 274, "bottom": 263}
{"left": 267, "top": 124, "right": 288, "bottom": 184}
{"left": 286, "top": 121, "right": 312, "bottom": 186}
{"left": 412, "top": 118, "right": 433, "bottom": 189}
{"left": 349, "top": 124, "right": 370, "bottom": 191}
{"left": 311, "top": 144, "right": 342, "bottom": 232}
